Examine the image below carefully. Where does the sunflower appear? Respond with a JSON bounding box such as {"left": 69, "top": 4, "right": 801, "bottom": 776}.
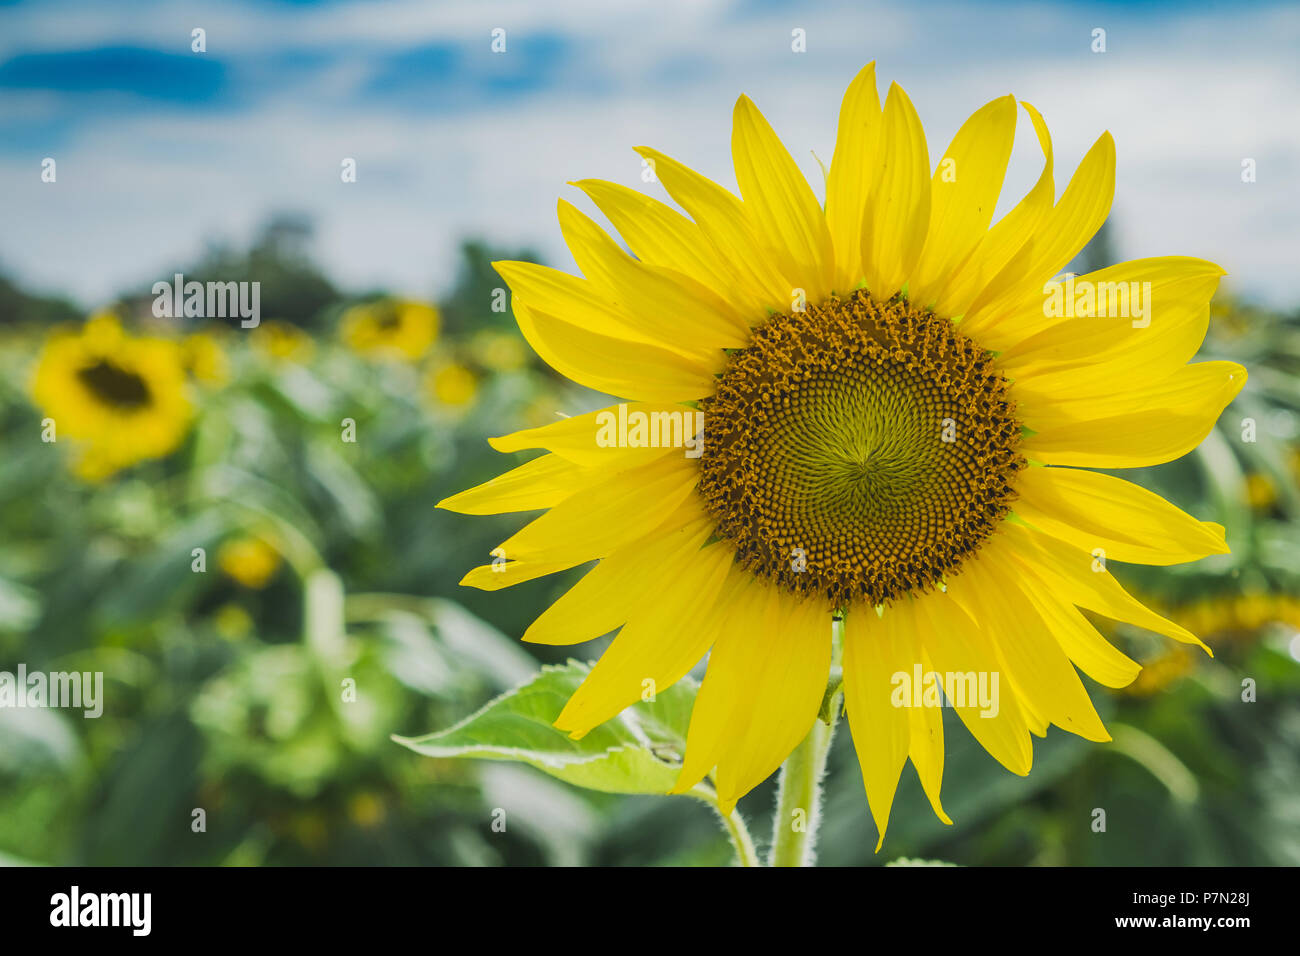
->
{"left": 340, "top": 299, "right": 439, "bottom": 361}
{"left": 31, "top": 312, "right": 193, "bottom": 481}
{"left": 251, "top": 319, "right": 315, "bottom": 362}
{"left": 438, "top": 64, "right": 1245, "bottom": 846}
{"left": 1118, "top": 645, "right": 1195, "bottom": 697}
{"left": 181, "top": 330, "right": 231, "bottom": 385}
{"left": 1243, "top": 471, "right": 1278, "bottom": 511}
{"left": 217, "top": 535, "right": 282, "bottom": 589}
{"left": 470, "top": 329, "right": 530, "bottom": 372}
{"left": 424, "top": 359, "right": 480, "bottom": 410}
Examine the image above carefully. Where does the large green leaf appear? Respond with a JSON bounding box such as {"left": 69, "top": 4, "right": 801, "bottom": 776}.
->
{"left": 395, "top": 661, "right": 698, "bottom": 796}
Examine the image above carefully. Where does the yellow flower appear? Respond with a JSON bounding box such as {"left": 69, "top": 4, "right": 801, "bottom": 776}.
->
{"left": 347, "top": 792, "right": 386, "bottom": 828}
{"left": 1175, "top": 591, "right": 1297, "bottom": 641}
{"left": 439, "top": 63, "right": 1244, "bottom": 847}
{"left": 213, "top": 602, "right": 254, "bottom": 641}
{"left": 1120, "top": 646, "right": 1194, "bottom": 697}
{"left": 251, "top": 320, "right": 315, "bottom": 362}
{"left": 340, "top": 299, "right": 439, "bottom": 361}
{"left": 182, "top": 331, "right": 230, "bottom": 385}
{"left": 218, "top": 536, "right": 282, "bottom": 589}
{"left": 31, "top": 313, "right": 193, "bottom": 481}
{"left": 1243, "top": 472, "right": 1277, "bottom": 510}
{"left": 470, "top": 330, "right": 529, "bottom": 372}
{"left": 426, "top": 361, "right": 479, "bottom": 409}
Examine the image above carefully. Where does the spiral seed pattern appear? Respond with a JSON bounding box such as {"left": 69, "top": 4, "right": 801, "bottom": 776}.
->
{"left": 699, "top": 290, "right": 1025, "bottom": 608}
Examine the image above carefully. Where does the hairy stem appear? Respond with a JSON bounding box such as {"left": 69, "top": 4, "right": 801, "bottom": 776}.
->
{"left": 769, "top": 620, "right": 844, "bottom": 867}
{"left": 690, "top": 784, "right": 760, "bottom": 867}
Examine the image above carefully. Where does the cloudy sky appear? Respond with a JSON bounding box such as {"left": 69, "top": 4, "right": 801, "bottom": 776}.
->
{"left": 1, "top": 0, "right": 1297, "bottom": 310}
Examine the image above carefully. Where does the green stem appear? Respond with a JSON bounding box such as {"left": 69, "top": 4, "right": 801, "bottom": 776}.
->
{"left": 715, "top": 804, "right": 760, "bottom": 868}
{"left": 768, "top": 706, "right": 838, "bottom": 866}
{"left": 689, "top": 784, "right": 759, "bottom": 867}
{"left": 1108, "top": 722, "right": 1200, "bottom": 805}
{"left": 769, "top": 620, "right": 843, "bottom": 867}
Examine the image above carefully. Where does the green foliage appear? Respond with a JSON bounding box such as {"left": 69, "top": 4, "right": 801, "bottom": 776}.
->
{"left": 397, "top": 661, "right": 697, "bottom": 796}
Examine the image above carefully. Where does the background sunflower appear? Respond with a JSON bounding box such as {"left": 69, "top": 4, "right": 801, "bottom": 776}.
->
{"left": 30, "top": 313, "right": 194, "bottom": 481}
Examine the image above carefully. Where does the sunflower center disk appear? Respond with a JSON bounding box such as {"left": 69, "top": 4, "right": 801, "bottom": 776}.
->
{"left": 77, "top": 359, "right": 152, "bottom": 409}
{"left": 699, "top": 290, "right": 1025, "bottom": 608}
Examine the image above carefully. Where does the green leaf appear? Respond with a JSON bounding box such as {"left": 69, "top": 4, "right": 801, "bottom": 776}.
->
{"left": 394, "top": 661, "right": 698, "bottom": 796}
{"left": 0, "top": 576, "right": 41, "bottom": 632}
{"left": 93, "top": 510, "right": 229, "bottom": 629}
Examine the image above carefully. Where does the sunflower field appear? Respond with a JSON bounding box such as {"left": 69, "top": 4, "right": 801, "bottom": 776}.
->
{"left": 0, "top": 204, "right": 1298, "bottom": 867}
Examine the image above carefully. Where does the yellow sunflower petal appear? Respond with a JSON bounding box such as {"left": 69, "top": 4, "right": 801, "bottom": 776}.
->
{"left": 570, "top": 178, "right": 756, "bottom": 314}
{"left": 1002, "top": 523, "right": 1208, "bottom": 655}
{"left": 732, "top": 94, "right": 836, "bottom": 306}
{"left": 461, "top": 455, "right": 699, "bottom": 589}
{"left": 513, "top": 296, "right": 718, "bottom": 402}
{"left": 717, "top": 595, "right": 826, "bottom": 811}
{"left": 907, "top": 644, "right": 952, "bottom": 824}
{"left": 843, "top": 604, "right": 912, "bottom": 851}
{"left": 933, "top": 100, "right": 1054, "bottom": 319}
{"left": 674, "top": 584, "right": 832, "bottom": 812}
{"left": 487, "top": 401, "right": 697, "bottom": 466}
{"left": 1016, "top": 585, "right": 1144, "bottom": 688}
{"left": 948, "top": 556, "right": 1110, "bottom": 741}
{"left": 1020, "top": 362, "right": 1246, "bottom": 468}
{"left": 1014, "top": 465, "right": 1229, "bottom": 566}
{"left": 908, "top": 95, "right": 1018, "bottom": 309}
{"left": 436, "top": 453, "right": 586, "bottom": 515}
{"left": 670, "top": 571, "right": 762, "bottom": 794}
{"left": 494, "top": 259, "right": 647, "bottom": 345}
{"left": 556, "top": 199, "right": 751, "bottom": 350}
{"left": 1018, "top": 359, "right": 1244, "bottom": 434}
{"left": 912, "top": 589, "right": 1034, "bottom": 775}
{"left": 962, "top": 130, "right": 1115, "bottom": 348}
{"left": 496, "top": 453, "right": 696, "bottom": 562}
{"left": 825, "top": 61, "right": 882, "bottom": 293}
{"left": 1015, "top": 689, "right": 1051, "bottom": 738}
{"left": 634, "top": 146, "right": 789, "bottom": 313}
{"left": 523, "top": 515, "right": 713, "bottom": 646}
{"left": 999, "top": 257, "right": 1224, "bottom": 376}
{"left": 552, "top": 539, "right": 737, "bottom": 737}
{"left": 458, "top": 556, "right": 589, "bottom": 593}
{"left": 860, "top": 82, "right": 931, "bottom": 302}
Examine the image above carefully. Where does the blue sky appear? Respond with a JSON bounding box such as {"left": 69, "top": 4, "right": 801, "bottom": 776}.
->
{"left": 1, "top": 0, "right": 1297, "bottom": 308}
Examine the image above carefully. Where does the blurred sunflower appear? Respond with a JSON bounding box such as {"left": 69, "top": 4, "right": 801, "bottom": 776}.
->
{"left": 1119, "top": 646, "right": 1195, "bottom": 697}
{"left": 340, "top": 299, "right": 439, "bottom": 361}
{"left": 424, "top": 360, "right": 479, "bottom": 411}
{"left": 218, "top": 535, "right": 282, "bottom": 589}
{"left": 182, "top": 331, "right": 230, "bottom": 385}
{"left": 1243, "top": 472, "right": 1278, "bottom": 511}
{"left": 470, "top": 330, "right": 529, "bottom": 372}
{"left": 251, "top": 319, "right": 315, "bottom": 362}
{"left": 440, "top": 64, "right": 1244, "bottom": 845}
{"left": 31, "top": 312, "right": 193, "bottom": 481}
{"left": 1125, "top": 588, "right": 1296, "bottom": 652}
